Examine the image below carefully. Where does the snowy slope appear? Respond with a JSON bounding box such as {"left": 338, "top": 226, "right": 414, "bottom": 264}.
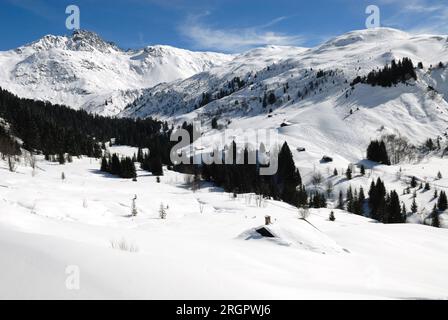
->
{"left": 122, "top": 28, "right": 448, "bottom": 169}
{"left": 1, "top": 154, "right": 448, "bottom": 299}
{"left": 0, "top": 30, "right": 232, "bottom": 116}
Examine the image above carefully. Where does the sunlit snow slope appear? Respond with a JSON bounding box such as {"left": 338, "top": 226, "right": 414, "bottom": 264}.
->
{"left": 0, "top": 30, "right": 232, "bottom": 116}
{"left": 1, "top": 153, "right": 448, "bottom": 299}
{"left": 123, "top": 28, "right": 448, "bottom": 165}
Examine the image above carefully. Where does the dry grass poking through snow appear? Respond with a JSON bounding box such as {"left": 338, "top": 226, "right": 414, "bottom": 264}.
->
{"left": 110, "top": 238, "right": 139, "bottom": 253}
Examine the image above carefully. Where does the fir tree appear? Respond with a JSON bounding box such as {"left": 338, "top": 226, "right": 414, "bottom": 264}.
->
{"left": 211, "top": 117, "right": 218, "bottom": 129}
{"left": 367, "top": 140, "right": 390, "bottom": 165}
{"left": 360, "top": 165, "right": 366, "bottom": 176}
{"left": 357, "top": 187, "right": 366, "bottom": 216}
{"left": 58, "top": 153, "right": 66, "bottom": 165}
{"left": 386, "top": 190, "right": 402, "bottom": 223}
{"left": 438, "top": 191, "right": 448, "bottom": 211}
{"left": 346, "top": 166, "right": 352, "bottom": 180}
{"left": 410, "top": 176, "right": 418, "bottom": 188}
{"left": 411, "top": 198, "right": 418, "bottom": 214}
{"left": 401, "top": 203, "right": 407, "bottom": 219}
{"left": 431, "top": 204, "right": 440, "bottom": 228}
{"left": 100, "top": 156, "right": 109, "bottom": 172}
{"left": 337, "top": 190, "right": 344, "bottom": 210}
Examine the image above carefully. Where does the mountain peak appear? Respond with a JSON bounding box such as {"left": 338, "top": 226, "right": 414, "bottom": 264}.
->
{"left": 69, "top": 29, "right": 119, "bottom": 53}
{"left": 319, "top": 27, "right": 409, "bottom": 50}
{"left": 23, "top": 30, "right": 119, "bottom": 53}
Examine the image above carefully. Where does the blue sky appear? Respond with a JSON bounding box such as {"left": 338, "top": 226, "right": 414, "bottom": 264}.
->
{"left": 0, "top": 0, "right": 447, "bottom": 52}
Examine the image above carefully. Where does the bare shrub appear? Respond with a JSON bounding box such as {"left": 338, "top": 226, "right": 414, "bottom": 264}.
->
{"left": 199, "top": 201, "right": 205, "bottom": 214}
{"left": 110, "top": 238, "right": 139, "bottom": 253}
{"left": 382, "top": 134, "right": 416, "bottom": 164}
{"left": 255, "top": 194, "right": 265, "bottom": 208}
{"left": 299, "top": 206, "right": 310, "bottom": 220}
{"left": 7, "top": 156, "right": 17, "bottom": 172}
{"left": 311, "top": 171, "right": 323, "bottom": 187}
{"left": 159, "top": 203, "right": 167, "bottom": 219}
{"left": 184, "top": 174, "right": 194, "bottom": 187}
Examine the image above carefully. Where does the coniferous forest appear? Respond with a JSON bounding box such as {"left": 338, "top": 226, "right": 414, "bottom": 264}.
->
{"left": 0, "top": 87, "right": 173, "bottom": 159}
{"left": 351, "top": 58, "right": 417, "bottom": 87}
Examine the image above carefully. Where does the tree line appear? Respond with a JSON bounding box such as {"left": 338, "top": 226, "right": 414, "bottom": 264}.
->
{"left": 0, "top": 87, "right": 172, "bottom": 160}
{"left": 100, "top": 153, "right": 137, "bottom": 179}
{"left": 174, "top": 141, "right": 311, "bottom": 208}
{"left": 351, "top": 58, "right": 417, "bottom": 87}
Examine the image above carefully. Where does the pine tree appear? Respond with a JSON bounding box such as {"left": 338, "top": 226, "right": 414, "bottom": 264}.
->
{"left": 211, "top": 118, "right": 218, "bottom": 129}
{"left": 346, "top": 166, "right": 352, "bottom": 180}
{"left": 58, "top": 153, "right": 65, "bottom": 165}
{"left": 431, "top": 204, "right": 440, "bottom": 228}
{"left": 137, "top": 148, "right": 144, "bottom": 163}
{"left": 437, "top": 171, "right": 443, "bottom": 180}
{"left": 367, "top": 140, "right": 390, "bottom": 165}
{"left": 100, "top": 156, "right": 108, "bottom": 172}
{"left": 278, "top": 142, "right": 302, "bottom": 205}
{"left": 358, "top": 187, "right": 366, "bottom": 216}
{"left": 411, "top": 198, "right": 418, "bottom": 214}
{"left": 410, "top": 176, "right": 418, "bottom": 188}
{"left": 329, "top": 211, "right": 336, "bottom": 222}
{"left": 368, "top": 178, "right": 386, "bottom": 221}
{"left": 438, "top": 191, "right": 448, "bottom": 211}
{"left": 360, "top": 165, "right": 365, "bottom": 176}
{"left": 346, "top": 186, "right": 354, "bottom": 213}
{"left": 111, "top": 154, "right": 121, "bottom": 175}
{"left": 151, "top": 154, "right": 164, "bottom": 176}
{"left": 268, "top": 92, "right": 276, "bottom": 105}
{"left": 401, "top": 203, "right": 407, "bottom": 219}
{"left": 337, "top": 190, "right": 344, "bottom": 210}
{"left": 386, "top": 190, "right": 402, "bottom": 223}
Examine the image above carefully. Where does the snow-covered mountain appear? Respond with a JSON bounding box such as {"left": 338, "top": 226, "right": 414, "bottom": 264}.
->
{"left": 2, "top": 27, "right": 448, "bottom": 299}
{"left": 122, "top": 28, "right": 448, "bottom": 165}
{"left": 0, "top": 30, "right": 232, "bottom": 116}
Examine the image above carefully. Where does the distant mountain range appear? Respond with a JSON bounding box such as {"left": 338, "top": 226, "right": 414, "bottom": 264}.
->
{"left": 1, "top": 28, "right": 448, "bottom": 164}
{"left": 0, "top": 30, "right": 232, "bottom": 116}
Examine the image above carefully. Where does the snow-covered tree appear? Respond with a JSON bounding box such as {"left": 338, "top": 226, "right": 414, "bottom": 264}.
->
{"left": 159, "top": 203, "right": 167, "bottom": 219}
{"left": 132, "top": 195, "right": 137, "bottom": 217}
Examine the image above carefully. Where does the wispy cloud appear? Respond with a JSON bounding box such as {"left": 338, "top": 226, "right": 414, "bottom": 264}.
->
{"left": 379, "top": 0, "right": 448, "bottom": 34}
{"left": 179, "top": 13, "right": 305, "bottom": 52}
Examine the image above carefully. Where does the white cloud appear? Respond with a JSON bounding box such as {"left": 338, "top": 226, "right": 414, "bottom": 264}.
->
{"left": 379, "top": 0, "right": 448, "bottom": 34}
{"left": 179, "top": 13, "right": 305, "bottom": 52}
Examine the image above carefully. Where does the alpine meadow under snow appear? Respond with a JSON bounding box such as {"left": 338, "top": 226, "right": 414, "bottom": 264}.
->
{"left": 1, "top": 27, "right": 448, "bottom": 299}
